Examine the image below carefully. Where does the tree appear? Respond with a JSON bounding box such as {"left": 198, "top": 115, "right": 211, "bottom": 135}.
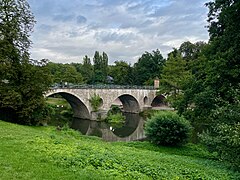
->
{"left": 0, "top": 0, "right": 52, "bottom": 124}
{"left": 81, "top": 55, "right": 93, "bottom": 84}
{"left": 133, "top": 49, "right": 165, "bottom": 85}
{"left": 159, "top": 52, "right": 191, "bottom": 107}
{"left": 109, "top": 61, "right": 133, "bottom": 85}
{"left": 93, "top": 51, "right": 108, "bottom": 84}
{"left": 179, "top": 0, "right": 240, "bottom": 123}
{"left": 46, "top": 62, "right": 84, "bottom": 84}
{"left": 177, "top": 0, "right": 240, "bottom": 169}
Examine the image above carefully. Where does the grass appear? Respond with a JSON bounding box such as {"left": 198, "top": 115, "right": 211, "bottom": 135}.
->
{"left": 0, "top": 120, "right": 239, "bottom": 179}
{"left": 46, "top": 97, "right": 70, "bottom": 107}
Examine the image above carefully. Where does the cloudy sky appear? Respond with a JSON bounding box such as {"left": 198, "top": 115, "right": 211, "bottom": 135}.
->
{"left": 28, "top": 0, "right": 209, "bottom": 64}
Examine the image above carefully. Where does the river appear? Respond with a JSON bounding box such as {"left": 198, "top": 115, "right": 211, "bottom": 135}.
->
{"left": 71, "top": 113, "right": 146, "bottom": 142}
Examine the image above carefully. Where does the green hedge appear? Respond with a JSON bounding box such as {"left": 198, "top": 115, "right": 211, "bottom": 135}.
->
{"left": 145, "top": 111, "right": 192, "bottom": 146}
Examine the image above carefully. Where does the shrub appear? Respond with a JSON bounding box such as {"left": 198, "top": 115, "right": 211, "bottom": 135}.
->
{"left": 200, "top": 123, "right": 240, "bottom": 170}
{"left": 89, "top": 93, "right": 102, "bottom": 111}
{"left": 144, "top": 111, "right": 192, "bottom": 146}
{"left": 108, "top": 105, "right": 122, "bottom": 115}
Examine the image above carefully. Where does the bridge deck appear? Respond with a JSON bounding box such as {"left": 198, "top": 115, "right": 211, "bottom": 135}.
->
{"left": 51, "top": 84, "right": 156, "bottom": 90}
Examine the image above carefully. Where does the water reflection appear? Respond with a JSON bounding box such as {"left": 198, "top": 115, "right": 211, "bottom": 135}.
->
{"left": 111, "top": 113, "right": 139, "bottom": 137}
{"left": 71, "top": 113, "right": 146, "bottom": 141}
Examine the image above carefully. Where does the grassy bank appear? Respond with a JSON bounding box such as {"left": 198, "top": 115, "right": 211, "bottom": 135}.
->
{"left": 0, "top": 120, "right": 239, "bottom": 179}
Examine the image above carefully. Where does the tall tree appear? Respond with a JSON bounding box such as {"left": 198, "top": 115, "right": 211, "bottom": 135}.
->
{"left": 177, "top": 0, "right": 240, "bottom": 168}
{"left": 93, "top": 51, "right": 108, "bottom": 84}
{"left": 159, "top": 52, "right": 191, "bottom": 107}
{"left": 0, "top": 0, "right": 51, "bottom": 124}
{"left": 81, "top": 55, "right": 93, "bottom": 84}
{"left": 109, "top": 61, "right": 133, "bottom": 85}
{"left": 179, "top": 41, "right": 206, "bottom": 62}
{"left": 133, "top": 49, "right": 165, "bottom": 85}
{"left": 179, "top": 0, "right": 240, "bottom": 123}
{"left": 46, "top": 62, "right": 83, "bottom": 84}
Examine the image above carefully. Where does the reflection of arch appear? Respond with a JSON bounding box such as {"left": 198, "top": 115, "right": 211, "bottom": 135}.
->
{"left": 118, "top": 94, "right": 140, "bottom": 113}
{"left": 46, "top": 92, "right": 91, "bottom": 119}
{"left": 71, "top": 118, "right": 90, "bottom": 134}
{"left": 143, "top": 96, "right": 148, "bottom": 105}
{"left": 151, "top": 95, "right": 167, "bottom": 107}
{"left": 112, "top": 113, "right": 140, "bottom": 137}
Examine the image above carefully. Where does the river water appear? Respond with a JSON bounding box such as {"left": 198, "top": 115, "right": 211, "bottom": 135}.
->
{"left": 71, "top": 113, "right": 146, "bottom": 142}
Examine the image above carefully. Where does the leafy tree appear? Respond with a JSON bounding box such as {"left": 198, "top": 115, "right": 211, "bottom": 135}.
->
{"left": 177, "top": 0, "right": 240, "bottom": 169}
{"left": 179, "top": 41, "right": 206, "bottom": 61}
{"left": 93, "top": 51, "right": 108, "bottom": 84}
{"left": 0, "top": 0, "right": 52, "bottom": 124}
{"left": 61, "top": 64, "right": 83, "bottom": 84}
{"left": 46, "top": 62, "right": 83, "bottom": 84}
{"left": 109, "top": 61, "right": 133, "bottom": 85}
{"left": 81, "top": 55, "right": 93, "bottom": 84}
{"left": 179, "top": 0, "right": 240, "bottom": 124}
{"left": 159, "top": 52, "right": 191, "bottom": 107}
{"left": 133, "top": 49, "right": 165, "bottom": 85}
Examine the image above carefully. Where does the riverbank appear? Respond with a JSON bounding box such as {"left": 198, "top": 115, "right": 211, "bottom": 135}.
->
{"left": 0, "top": 120, "right": 239, "bottom": 179}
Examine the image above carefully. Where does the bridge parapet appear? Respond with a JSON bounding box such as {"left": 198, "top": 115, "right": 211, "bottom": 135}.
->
{"left": 50, "top": 84, "right": 156, "bottom": 90}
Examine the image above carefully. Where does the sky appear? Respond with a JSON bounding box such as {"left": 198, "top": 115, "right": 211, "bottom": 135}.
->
{"left": 28, "top": 0, "right": 209, "bottom": 64}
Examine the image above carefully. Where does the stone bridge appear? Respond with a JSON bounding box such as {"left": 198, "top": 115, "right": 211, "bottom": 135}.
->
{"left": 45, "top": 86, "right": 166, "bottom": 120}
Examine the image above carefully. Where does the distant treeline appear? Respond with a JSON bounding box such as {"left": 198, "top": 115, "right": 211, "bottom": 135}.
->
{"left": 44, "top": 41, "right": 205, "bottom": 86}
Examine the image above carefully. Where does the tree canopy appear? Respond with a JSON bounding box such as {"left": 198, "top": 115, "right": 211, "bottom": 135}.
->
{"left": 133, "top": 49, "right": 165, "bottom": 85}
{"left": 0, "top": 0, "right": 52, "bottom": 124}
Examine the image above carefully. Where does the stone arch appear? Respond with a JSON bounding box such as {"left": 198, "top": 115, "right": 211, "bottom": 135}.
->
{"left": 151, "top": 94, "right": 167, "bottom": 107}
{"left": 117, "top": 94, "right": 140, "bottom": 113}
{"left": 46, "top": 92, "right": 91, "bottom": 119}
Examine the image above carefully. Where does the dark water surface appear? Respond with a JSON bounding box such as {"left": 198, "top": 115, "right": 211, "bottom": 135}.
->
{"left": 71, "top": 113, "right": 146, "bottom": 141}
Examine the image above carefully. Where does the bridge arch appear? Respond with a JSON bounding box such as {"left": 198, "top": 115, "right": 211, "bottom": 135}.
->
{"left": 151, "top": 94, "right": 167, "bottom": 107}
{"left": 45, "top": 91, "right": 91, "bottom": 119}
{"left": 116, "top": 94, "right": 140, "bottom": 113}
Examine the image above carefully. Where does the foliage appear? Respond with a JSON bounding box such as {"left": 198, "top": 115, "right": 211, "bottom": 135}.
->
{"left": 107, "top": 105, "right": 122, "bottom": 114}
{"left": 179, "top": 41, "right": 207, "bottom": 63}
{"left": 93, "top": 51, "right": 108, "bottom": 84}
{"left": 200, "top": 123, "right": 240, "bottom": 170}
{"left": 1, "top": 120, "right": 239, "bottom": 179}
{"left": 108, "top": 61, "right": 133, "bottom": 85}
{"left": 105, "top": 105, "right": 125, "bottom": 128}
{"left": 176, "top": 0, "right": 240, "bottom": 169}
{"left": 159, "top": 52, "right": 191, "bottom": 108}
{"left": 0, "top": 0, "right": 52, "bottom": 124}
{"left": 145, "top": 111, "right": 192, "bottom": 146}
{"left": 45, "top": 97, "right": 73, "bottom": 126}
{"left": 89, "top": 93, "right": 102, "bottom": 111}
{"left": 81, "top": 55, "right": 94, "bottom": 84}
{"left": 139, "top": 109, "right": 159, "bottom": 119}
{"left": 105, "top": 113, "right": 125, "bottom": 129}
{"left": 46, "top": 62, "right": 84, "bottom": 84}
{"left": 133, "top": 49, "right": 165, "bottom": 85}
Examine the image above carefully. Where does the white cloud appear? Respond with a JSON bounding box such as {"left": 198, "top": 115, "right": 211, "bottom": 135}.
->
{"left": 28, "top": 0, "right": 209, "bottom": 64}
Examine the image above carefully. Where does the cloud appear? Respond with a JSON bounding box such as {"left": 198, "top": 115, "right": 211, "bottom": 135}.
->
{"left": 53, "top": 14, "right": 75, "bottom": 22}
{"left": 77, "top": 15, "right": 87, "bottom": 24}
{"left": 28, "top": 0, "right": 209, "bottom": 64}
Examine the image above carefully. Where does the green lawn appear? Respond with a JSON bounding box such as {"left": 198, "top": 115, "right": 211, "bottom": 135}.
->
{"left": 0, "top": 120, "right": 239, "bottom": 179}
{"left": 46, "top": 97, "right": 70, "bottom": 107}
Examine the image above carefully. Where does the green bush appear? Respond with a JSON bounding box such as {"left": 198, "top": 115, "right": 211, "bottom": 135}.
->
{"left": 108, "top": 105, "right": 122, "bottom": 115}
{"left": 144, "top": 111, "right": 192, "bottom": 146}
{"left": 200, "top": 123, "right": 240, "bottom": 170}
{"left": 89, "top": 93, "right": 102, "bottom": 111}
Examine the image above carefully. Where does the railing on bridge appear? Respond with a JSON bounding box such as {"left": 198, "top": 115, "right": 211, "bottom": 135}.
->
{"left": 50, "top": 83, "right": 156, "bottom": 90}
